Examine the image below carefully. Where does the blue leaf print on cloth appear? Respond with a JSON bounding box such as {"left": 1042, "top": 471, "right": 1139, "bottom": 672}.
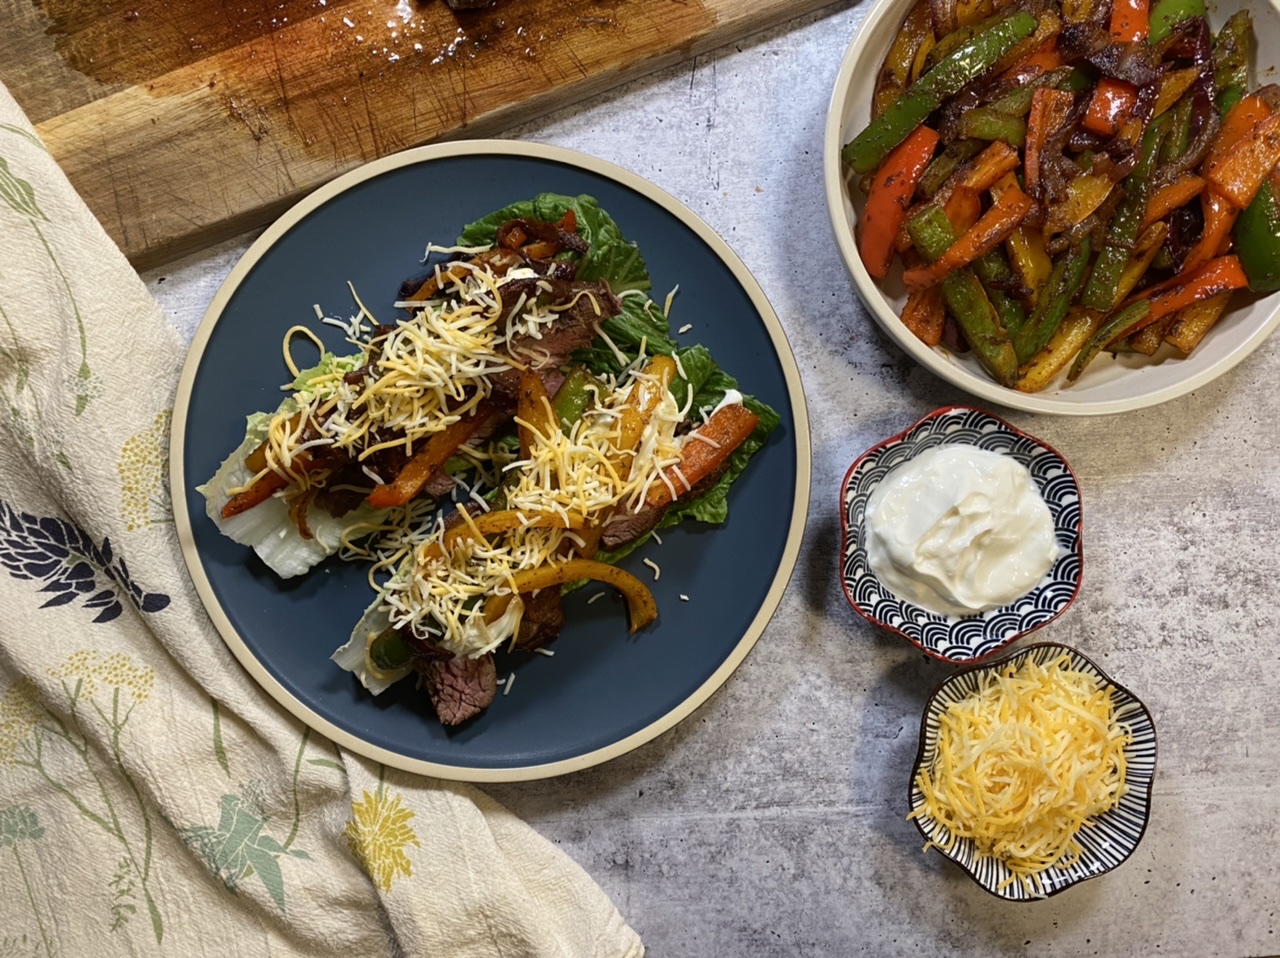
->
{"left": 0, "top": 500, "right": 170, "bottom": 622}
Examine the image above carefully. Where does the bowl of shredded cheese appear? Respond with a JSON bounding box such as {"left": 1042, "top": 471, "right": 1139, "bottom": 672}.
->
{"left": 908, "top": 642, "right": 1156, "bottom": 901}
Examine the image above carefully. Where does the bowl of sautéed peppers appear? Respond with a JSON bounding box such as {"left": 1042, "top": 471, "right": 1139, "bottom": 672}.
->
{"left": 825, "top": 0, "right": 1280, "bottom": 414}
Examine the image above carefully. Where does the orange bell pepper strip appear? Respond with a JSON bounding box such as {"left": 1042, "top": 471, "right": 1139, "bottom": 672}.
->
{"left": 1205, "top": 95, "right": 1273, "bottom": 168}
{"left": 418, "top": 508, "right": 588, "bottom": 566}
{"left": 365, "top": 407, "right": 491, "bottom": 509}
{"left": 1204, "top": 111, "right": 1280, "bottom": 210}
{"left": 1143, "top": 174, "right": 1205, "bottom": 227}
{"left": 1110, "top": 0, "right": 1149, "bottom": 42}
{"left": 1122, "top": 255, "right": 1248, "bottom": 335}
{"left": 999, "top": 43, "right": 1062, "bottom": 83}
{"left": 1025, "top": 87, "right": 1076, "bottom": 200}
{"left": 859, "top": 124, "right": 940, "bottom": 279}
{"left": 942, "top": 185, "right": 983, "bottom": 234}
{"left": 644, "top": 403, "right": 760, "bottom": 511}
{"left": 222, "top": 465, "right": 299, "bottom": 518}
{"left": 1083, "top": 77, "right": 1138, "bottom": 136}
{"left": 900, "top": 285, "right": 945, "bottom": 346}
{"left": 517, "top": 369, "right": 556, "bottom": 460}
{"left": 484, "top": 558, "right": 658, "bottom": 632}
{"left": 902, "top": 184, "right": 1034, "bottom": 291}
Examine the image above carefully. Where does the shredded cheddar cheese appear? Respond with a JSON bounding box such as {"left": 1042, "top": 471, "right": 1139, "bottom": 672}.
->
{"left": 909, "top": 653, "right": 1131, "bottom": 893}
{"left": 376, "top": 353, "right": 688, "bottom": 658}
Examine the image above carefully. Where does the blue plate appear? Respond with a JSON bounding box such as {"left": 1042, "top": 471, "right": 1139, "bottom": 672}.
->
{"left": 171, "top": 141, "right": 810, "bottom": 782}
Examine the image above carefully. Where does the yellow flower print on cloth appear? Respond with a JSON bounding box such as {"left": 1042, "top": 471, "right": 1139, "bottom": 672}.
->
{"left": 48, "top": 649, "right": 155, "bottom": 703}
{"left": 344, "top": 786, "right": 420, "bottom": 892}
{"left": 0, "top": 679, "right": 42, "bottom": 766}
{"left": 117, "top": 410, "right": 171, "bottom": 532}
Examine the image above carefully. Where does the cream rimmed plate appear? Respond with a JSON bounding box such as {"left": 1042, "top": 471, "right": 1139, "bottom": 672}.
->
{"left": 171, "top": 141, "right": 810, "bottom": 782}
{"left": 823, "top": 0, "right": 1280, "bottom": 415}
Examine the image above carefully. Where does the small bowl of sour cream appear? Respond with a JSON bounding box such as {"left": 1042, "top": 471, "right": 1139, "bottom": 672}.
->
{"left": 839, "top": 406, "right": 1082, "bottom": 663}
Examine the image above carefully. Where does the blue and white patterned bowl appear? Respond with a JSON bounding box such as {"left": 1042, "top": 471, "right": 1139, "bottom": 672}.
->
{"left": 908, "top": 642, "right": 1157, "bottom": 901}
{"left": 839, "top": 406, "right": 1082, "bottom": 662}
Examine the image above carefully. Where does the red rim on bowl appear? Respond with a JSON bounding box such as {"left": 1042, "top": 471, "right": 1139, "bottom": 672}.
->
{"left": 839, "top": 406, "right": 1084, "bottom": 663}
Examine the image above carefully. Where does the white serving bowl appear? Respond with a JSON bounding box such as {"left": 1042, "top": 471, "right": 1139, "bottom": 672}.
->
{"left": 823, "top": 0, "right": 1280, "bottom": 415}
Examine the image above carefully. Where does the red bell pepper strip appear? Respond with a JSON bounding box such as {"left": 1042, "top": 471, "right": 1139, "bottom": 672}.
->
{"left": 1180, "top": 190, "right": 1236, "bottom": 274}
{"left": 1110, "top": 0, "right": 1149, "bottom": 42}
{"left": 859, "top": 124, "right": 940, "bottom": 280}
{"left": 1126, "top": 255, "right": 1249, "bottom": 329}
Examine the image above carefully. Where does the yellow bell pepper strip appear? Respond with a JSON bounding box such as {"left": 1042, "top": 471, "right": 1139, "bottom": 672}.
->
{"left": 1110, "top": 0, "right": 1149, "bottom": 42}
{"left": 906, "top": 203, "right": 1019, "bottom": 385}
{"left": 902, "top": 182, "right": 1033, "bottom": 290}
{"left": 1113, "top": 222, "right": 1169, "bottom": 305}
{"left": 484, "top": 559, "right": 658, "bottom": 633}
{"left": 1012, "top": 237, "right": 1091, "bottom": 365}
{"left": 1143, "top": 174, "right": 1205, "bottom": 227}
{"left": 901, "top": 285, "right": 946, "bottom": 346}
{"left": 1067, "top": 300, "right": 1150, "bottom": 381}
{"left": 644, "top": 403, "right": 761, "bottom": 511}
{"left": 1164, "top": 291, "right": 1232, "bottom": 352}
{"left": 365, "top": 407, "right": 491, "bottom": 509}
{"left": 843, "top": 11, "right": 1037, "bottom": 174}
{"left": 1043, "top": 172, "right": 1116, "bottom": 239}
{"left": 1015, "top": 306, "right": 1103, "bottom": 392}
{"left": 1152, "top": 67, "right": 1201, "bottom": 119}
{"left": 860, "top": 124, "right": 941, "bottom": 280}
{"left": 873, "top": 0, "right": 937, "bottom": 118}
{"left": 417, "top": 509, "right": 588, "bottom": 567}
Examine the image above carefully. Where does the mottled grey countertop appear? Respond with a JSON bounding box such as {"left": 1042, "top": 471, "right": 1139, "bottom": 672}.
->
{"left": 146, "top": 4, "right": 1280, "bottom": 955}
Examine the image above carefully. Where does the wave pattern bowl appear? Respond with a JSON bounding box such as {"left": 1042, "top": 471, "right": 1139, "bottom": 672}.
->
{"left": 840, "top": 406, "right": 1082, "bottom": 662}
{"left": 909, "top": 642, "right": 1157, "bottom": 900}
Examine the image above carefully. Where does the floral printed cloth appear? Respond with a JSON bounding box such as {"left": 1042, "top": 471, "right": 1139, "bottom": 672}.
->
{"left": 0, "top": 83, "right": 643, "bottom": 958}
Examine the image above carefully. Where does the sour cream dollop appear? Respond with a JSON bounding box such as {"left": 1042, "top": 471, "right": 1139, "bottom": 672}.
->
{"left": 863, "top": 445, "right": 1059, "bottom": 618}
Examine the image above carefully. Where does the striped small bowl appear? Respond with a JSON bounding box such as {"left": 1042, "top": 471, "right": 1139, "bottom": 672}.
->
{"left": 840, "top": 405, "right": 1083, "bottom": 663}
{"left": 908, "top": 642, "right": 1157, "bottom": 901}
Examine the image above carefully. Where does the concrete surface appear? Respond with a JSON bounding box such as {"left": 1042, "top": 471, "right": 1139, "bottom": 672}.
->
{"left": 146, "top": 3, "right": 1280, "bottom": 955}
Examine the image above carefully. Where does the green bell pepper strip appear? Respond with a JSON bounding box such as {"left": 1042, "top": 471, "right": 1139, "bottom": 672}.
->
{"left": 1013, "top": 237, "right": 1091, "bottom": 364}
{"left": 1160, "top": 93, "right": 1194, "bottom": 165}
{"left": 971, "top": 248, "right": 1028, "bottom": 339}
{"left": 843, "top": 11, "right": 1039, "bottom": 175}
{"left": 1212, "top": 12, "right": 1252, "bottom": 116}
{"left": 1080, "top": 113, "right": 1171, "bottom": 311}
{"left": 1149, "top": 0, "right": 1207, "bottom": 45}
{"left": 907, "top": 204, "right": 1020, "bottom": 385}
{"left": 552, "top": 365, "right": 600, "bottom": 432}
{"left": 1068, "top": 300, "right": 1151, "bottom": 380}
{"left": 1233, "top": 179, "right": 1280, "bottom": 293}
{"left": 368, "top": 628, "right": 416, "bottom": 672}
{"left": 958, "top": 109, "right": 1027, "bottom": 146}
{"left": 918, "top": 140, "right": 986, "bottom": 199}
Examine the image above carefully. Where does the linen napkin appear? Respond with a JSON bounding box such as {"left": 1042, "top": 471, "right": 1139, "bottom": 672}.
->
{"left": 0, "top": 82, "right": 643, "bottom": 958}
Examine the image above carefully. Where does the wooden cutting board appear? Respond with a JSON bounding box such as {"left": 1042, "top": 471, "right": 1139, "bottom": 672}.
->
{"left": 0, "top": 0, "right": 838, "bottom": 269}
